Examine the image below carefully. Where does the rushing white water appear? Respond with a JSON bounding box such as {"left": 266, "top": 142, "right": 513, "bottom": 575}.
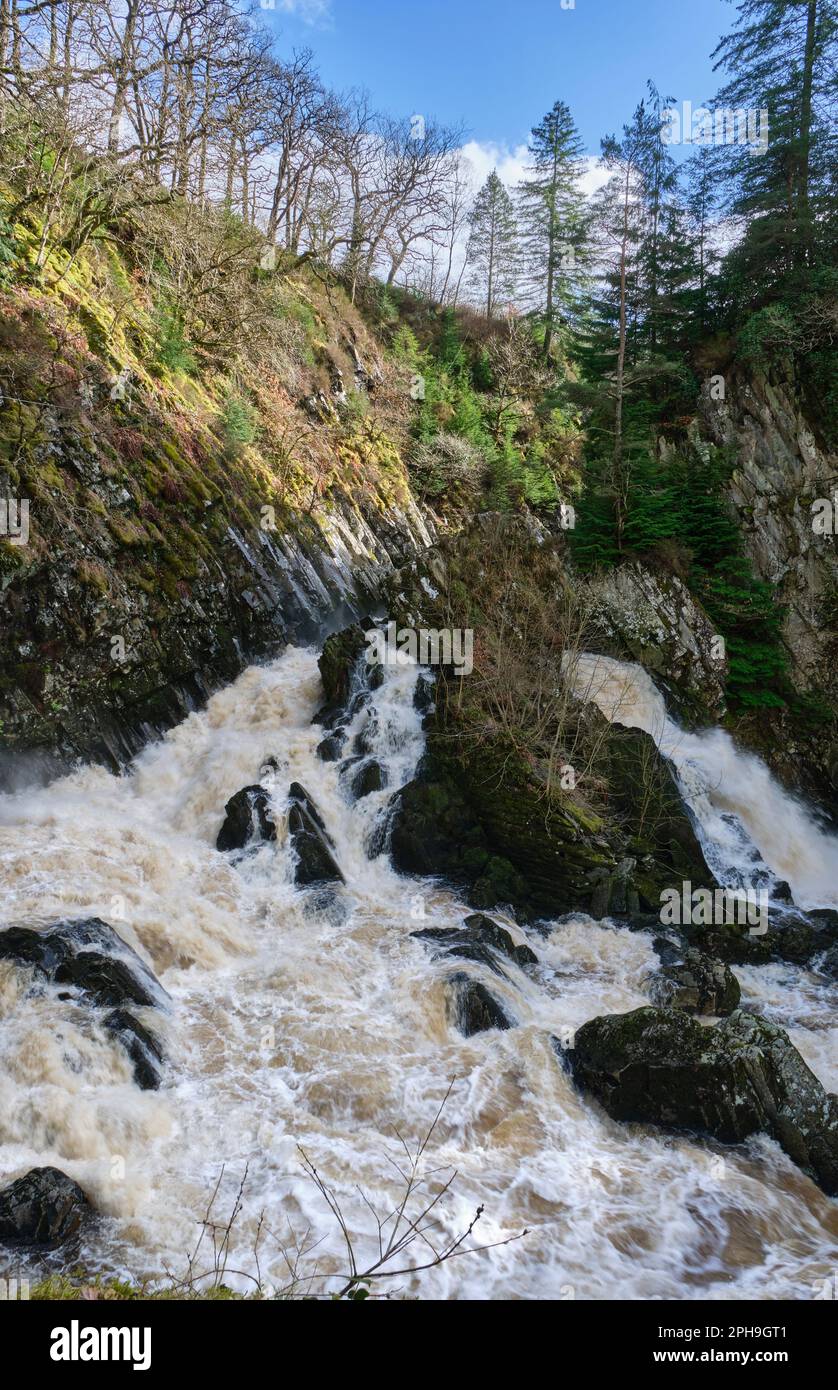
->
{"left": 1, "top": 647, "right": 837, "bottom": 1300}
{"left": 569, "top": 653, "right": 838, "bottom": 909}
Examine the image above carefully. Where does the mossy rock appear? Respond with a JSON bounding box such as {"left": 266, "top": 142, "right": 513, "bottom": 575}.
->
{"left": 568, "top": 1006, "right": 838, "bottom": 1195}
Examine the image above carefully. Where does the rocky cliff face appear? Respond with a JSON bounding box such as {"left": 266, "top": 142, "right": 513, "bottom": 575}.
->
{"left": 700, "top": 366, "right": 838, "bottom": 700}
{"left": 697, "top": 365, "right": 838, "bottom": 809}
{"left": 0, "top": 480, "right": 431, "bottom": 788}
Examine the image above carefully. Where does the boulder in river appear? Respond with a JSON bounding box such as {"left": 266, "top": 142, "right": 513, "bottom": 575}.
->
{"left": 567, "top": 1006, "right": 838, "bottom": 1195}
{"left": 216, "top": 785, "right": 276, "bottom": 852}
{"left": 287, "top": 782, "right": 344, "bottom": 885}
{"left": 349, "top": 758, "right": 386, "bottom": 799}
{"left": 314, "top": 624, "right": 372, "bottom": 727}
{"left": 0, "top": 918, "right": 166, "bottom": 1010}
{"left": 413, "top": 914, "right": 537, "bottom": 976}
{"left": 105, "top": 1009, "right": 165, "bottom": 1091}
{"left": 316, "top": 730, "right": 346, "bottom": 762}
{"left": 649, "top": 944, "right": 740, "bottom": 1016}
{"left": 448, "top": 973, "right": 513, "bottom": 1037}
{"left": 0, "top": 1166, "right": 91, "bottom": 1247}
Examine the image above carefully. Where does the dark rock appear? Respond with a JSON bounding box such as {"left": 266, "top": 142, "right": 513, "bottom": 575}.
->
{"left": 448, "top": 973, "right": 513, "bottom": 1037}
{"left": 216, "top": 785, "right": 276, "bottom": 852}
{"left": 353, "top": 714, "right": 378, "bottom": 757}
{"left": 287, "top": 782, "right": 344, "bottom": 885}
{"left": 413, "top": 670, "right": 436, "bottom": 714}
{"left": 350, "top": 759, "right": 386, "bottom": 799}
{"left": 0, "top": 1166, "right": 91, "bottom": 1247}
{"left": 413, "top": 915, "right": 537, "bottom": 976}
{"left": 773, "top": 880, "right": 794, "bottom": 904}
{"left": 809, "top": 909, "right": 838, "bottom": 937}
{"left": 684, "top": 910, "right": 815, "bottom": 966}
{"left": 389, "top": 773, "right": 527, "bottom": 914}
{"left": 649, "top": 947, "right": 741, "bottom": 1016}
{"left": 105, "top": 1009, "right": 165, "bottom": 1091}
{"left": 313, "top": 624, "right": 372, "bottom": 728}
{"left": 815, "top": 944, "right": 838, "bottom": 980}
{"left": 316, "top": 731, "right": 346, "bottom": 762}
{"left": 568, "top": 1007, "right": 838, "bottom": 1195}
{"left": 0, "top": 918, "right": 165, "bottom": 1009}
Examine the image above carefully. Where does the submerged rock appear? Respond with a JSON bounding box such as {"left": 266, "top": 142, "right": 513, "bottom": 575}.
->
{"left": 0, "top": 918, "right": 165, "bottom": 1010}
{"left": 649, "top": 945, "right": 740, "bottom": 1016}
{"left": 287, "top": 782, "right": 344, "bottom": 885}
{"left": 216, "top": 785, "right": 276, "bottom": 852}
{"left": 448, "top": 973, "right": 513, "bottom": 1037}
{"left": 413, "top": 914, "right": 537, "bottom": 976}
{"left": 568, "top": 1006, "right": 838, "bottom": 1195}
{"left": 105, "top": 1009, "right": 165, "bottom": 1091}
{"left": 0, "top": 1166, "right": 91, "bottom": 1247}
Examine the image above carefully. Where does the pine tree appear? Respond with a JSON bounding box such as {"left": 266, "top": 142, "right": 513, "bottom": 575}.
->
{"left": 711, "top": 0, "right": 838, "bottom": 292}
{"left": 517, "top": 100, "right": 588, "bottom": 360}
{"left": 465, "top": 171, "right": 518, "bottom": 319}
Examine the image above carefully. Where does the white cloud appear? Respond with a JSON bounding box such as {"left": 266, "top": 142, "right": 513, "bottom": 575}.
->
{"left": 459, "top": 141, "right": 611, "bottom": 201}
{"left": 262, "top": 0, "right": 333, "bottom": 26}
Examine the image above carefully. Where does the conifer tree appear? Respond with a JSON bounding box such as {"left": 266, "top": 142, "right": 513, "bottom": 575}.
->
{"left": 465, "top": 171, "right": 518, "bottom": 318}
{"left": 517, "top": 100, "right": 588, "bottom": 360}
{"left": 711, "top": 0, "right": 838, "bottom": 288}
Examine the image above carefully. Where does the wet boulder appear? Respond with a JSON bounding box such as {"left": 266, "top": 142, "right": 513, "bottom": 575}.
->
{"left": 316, "top": 730, "right": 346, "bottom": 763}
{"left": 414, "top": 670, "right": 436, "bottom": 714}
{"left": 413, "top": 914, "right": 537, "bottom": 977}
{"left": 0, "top": 1167, "right": 91, "bottom": 1247}
{"left": 105, "top": 1009, "right": 165, "bottom": 1091}
{"left": 349, "top": 758, "right": 386, "bottom": 800}
{"left": 814, "top": 944, "right": 838, "bottom": 980}
{"left": 318, "top": 624, "right": 368, "bottom": 707}
{"left": 287, "top": 782, "right": 344, "bottom": 885}
{"left": 448, "top": 973, "right": 513, "bottom": 1037}
{"left": 216, "top": 785, "right": 276, "bottom": 852}
{"left": 0, "top": 918, "right": 165, "bottom": 1010}
{"left": 314, "top": 625, "right": 372, "bottom": 727}
{"left": 568, "top": 1007, "right": 838, "bottom": 1195}
{"left": 684, "top": 910, "right": 816, "bottom": 967}
{"left": 649, "top": 944, "right": 740, "bottom": 1016}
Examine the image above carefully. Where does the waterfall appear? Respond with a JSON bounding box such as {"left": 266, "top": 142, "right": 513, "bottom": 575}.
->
{"left": 568, "top": 653, "right": 838, "bottom": 910}
{"left": 0, "top": 647, "right": 837, "bottom": 1300}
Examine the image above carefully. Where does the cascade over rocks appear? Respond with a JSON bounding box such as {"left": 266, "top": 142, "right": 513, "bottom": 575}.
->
{"left": 412, "top": 914, "right": 537, "bottom": 976}
{"left": 0, "top": 1166, "right": 92, "bottom": 1247}
{"left": 216, "top": 785, "right": 277, "bottom": 852}
{"left": 0, "top": 919, "right": 168, "bottom": 1090}
{"left": 314, "top": 624, "right": 369, "bottom": 727}
{"left": 105, "top": 1009, "right": 165, "bottom": 1091}
{"left": 348, "top": 758, "right": 386, "bottom": 799}
{"left": 447, "top": 973, "right": 513, "bottom": 1037}
{"left": 287, "top": 782, "right": 345, "bottom": 885}
{"left": 0, "top": 918, "right": 166, "bottom": 1010}
{"left": 568, "top": 1007, "right": 838, "bottom": 1195}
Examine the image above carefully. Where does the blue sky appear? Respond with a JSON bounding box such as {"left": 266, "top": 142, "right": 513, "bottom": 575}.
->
{"left": 263, "top": 0, "right": 736, "bottom": 158}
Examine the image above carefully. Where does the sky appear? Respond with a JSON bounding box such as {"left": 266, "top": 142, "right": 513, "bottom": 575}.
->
{"left": 260, "top": 0, "right": 737, "bottom": 173}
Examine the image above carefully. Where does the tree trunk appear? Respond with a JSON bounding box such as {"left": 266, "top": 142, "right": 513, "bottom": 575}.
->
{"left": 613, "top": 162, "right": 631, "bottom": 554}
{"left": 108, "top": 0, "right": 140, "bottom": 155}
{"left": 798, "top": 0, "right": 818, "bottom": 261}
